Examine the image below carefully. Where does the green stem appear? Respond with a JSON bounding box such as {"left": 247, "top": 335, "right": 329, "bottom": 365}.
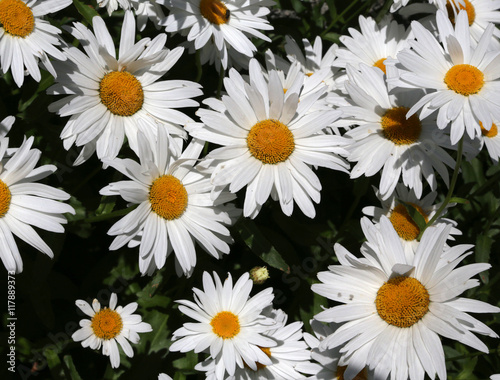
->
{"left": 446, "top": 347, "right": 498, "bottom": 362}
{"left": 82, "top": 205, "right": 138, "bottom": 224}
{"left": 321, "top": 0, "right": 361, "bottom": 37}
{"left": 417, "top": 137, "right": 464, "bottom": 240}
{"left": 216, "top": 66, "right": 225, "bottom": 100}
{"left": 195, "top": 49, "right": 203, "bottom": 83}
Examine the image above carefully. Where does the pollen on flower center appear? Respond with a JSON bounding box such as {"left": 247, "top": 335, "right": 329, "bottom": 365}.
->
{"left": 0, "top": 179, "right": 11, "bottom": 218}
{"left": 444, "top": 64, "right": 484, "bottom": 96}
{"left": 247, "top": 119, "right": 295, "bottom": 164}
{"left": 149, "top": 175, "right": 188, "bottom": 220}
{"left": 376, "top": 276, "right": 430, "bottom": 328}
{"left": 90, "top": 308, "right": 123, "bottom": 340}
{"left": 389, "top": 203, "right": 429, "bottom": 241}
{"left": 480, "top": 121, "right": 498, "bottom": 138}
{"left": 446, "top": 0, "right": 476, "bottom": 25}
{"left": 381, "top": 106, "right": 422, "bottom": 145}
{"left": 199, "top": 0, "right": 230, "bottom": 25}
{"left": 99, "top": 71, "right": 144, "bottom": 116}
{"left": 210, "top": 311, "right": 240, "bottom": 339}
{"left": 336, "top": 365, "right": 369, "bottom": 380}
{"left": 244, "top": 346, "right": 272, "bottom": 371}
{"left": 373, "top": 57, "right": 387, "bottom": 74}
{"left": 0, "top": 0, "right": 35, "bottom": 37}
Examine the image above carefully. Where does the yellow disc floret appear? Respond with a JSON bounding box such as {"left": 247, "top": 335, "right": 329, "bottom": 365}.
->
{"left": 90, "top": 308, "right": 123, "bottom": 340}
{"left": 446, "top": 0, "right": 475, "bottom": 25}
{"left": 0, "top": 179, "right": 11, "bottom": 218}
{"left": 444, "top": 64, "right": 484, "bottom": 96}
{"left": 480, "top": 121, "right": 498, "bottom": 138}
{"left": 389, "top": 203, "right": 429, "bottom": 241}
{"left": 376, "top": 276, "right": 430, "bottom": 328}
{"left": 381, "top": 106, "right": 422, "bottom": 145}
{"left": 247, "top": 119, "right": 295, "bottom": 164}
{"left": 149, "top": 175, "right": 188, "bottom": 220}
{"left": 0, "top": 0, "right": 35, "bottom": 37}
{"left": 99, "top": 71, "right": 144, "bottom": 116}
{"left": 199, "top": 0, "right": 230, "bottom": 25}
{"left": 373, "top": 57, "right": 387, "bottom": 74}
{"left": 210, "top": 311, "right": 241, "bottom": 339}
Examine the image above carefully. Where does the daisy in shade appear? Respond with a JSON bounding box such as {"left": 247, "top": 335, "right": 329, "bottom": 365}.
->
{"left": 187, "top": 58, "right": 350, "bottom": 218}
{"left": 0, "top": 0, "right": 70, "bottom": 87}
{"left": 72, "top": 292, "right": 152, "bottom": 369}
{"left": 338, "top": 63, "right": 454, "bottom": 200}
{"left": 97, "top": 0, "right": 165, "bottom": 31}
{"left": 312, "top": 216, "right": 500, "bottom": 380}
{"left": 473, "top": 119, "right": 500, "bottom": 162}
{"left": 169, "top": 271, "right": 277, "bottom": 380}
{"left": 100, "top": 127, "right": 238, "bottom": 277}
{"left": 388, "top": 10, "right": 500, "bottom": 144}
{"left": 160, "top": 0, "right": 274, "bottom": 70}
{"left": 362, "top": 184, "right": 461, "bottom": 261}
{"left": 0, "top": 135, "right": 75, "bottom": 273}
{"left": 48, "top": 11, "right": 202, "bottom": 165}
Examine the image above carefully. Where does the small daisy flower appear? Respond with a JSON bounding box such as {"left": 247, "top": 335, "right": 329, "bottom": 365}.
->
{"left": 160, "top": 0, "right": 274, "bottom": 70}
{"left": 187, "top": 59, "right": 350, "bottom": 218}
{"left": 169, "top": 271, "right": 278, "bottom": 380}
{"left": 131, "top": 0, "right": 166, "bottom": 31}
{"left": 339, "top": 64, "right": 454, "bottom": 200}
{"left": 48, "top": 11, "right": 202, "bottom": 165}
{"left": 100, "top": 127, "right": 238, "bottom": 277}
{"left": 0, "top": 0, "right": 70, "bottom": 87}
{"left": 0, "top": 135, "right": 75, "bottom": 273}
{"left": 312, "top": 217, "right": 500, "bottom": 380}
{"left": 72, "top": 293, "right": 152, "bottom": 369}
{"left": 476, "top": 119, "right": 500, "bottom": 162}
{"left": 388, "top": 10, "right": 500, "bottom": 144}
{"left": 97, "top": 0, "right": 130, "bottom": 15}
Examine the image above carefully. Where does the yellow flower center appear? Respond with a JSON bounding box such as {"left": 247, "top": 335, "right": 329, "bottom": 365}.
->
{"left": 446, "top": 0, "right": 475, "bottom": 25}
{"left": 381, "top": 106, "right": 422, "bottom": 145}
{"left": 444, "top": 64, "right": 484, "bottom": 96}
{"left": 373, "top": 57, "right": 387, "bottom": 74}
{"left": 376, "top": 276, "right": 430, "bottom": 328}
{"left": 480, "top": 121, "right": 498, "bottom": 138}
{"left": 210, "top": 311, "right": 240, "bottom": 339}
{"left": 99, "top": 71, "right": 144, "bottom": 116}
{"left": 90, "top": 308, "right": 123, "bottom": 340}
{"left": 0, "top": 179, "right": 11, "bottom": 218}
{"left": 244, "top": 346, "right": 272, "bottom": 371}
{"left": 0, "top": 0, "right": 34, "bottom": 37}
{"left": 199, "top": 0, "right": 230, "bottom": 25}
{"left": 149, "top": 175, "right": 188, "bottom": 220}
{"left": 247, "top": 119, "right": 295, "bottom": 164}
{"left": 336, "top": 366, "right": 368, "bottom": 380}
{"left": 389, "top": 203, "right": 429, "bottom": 242}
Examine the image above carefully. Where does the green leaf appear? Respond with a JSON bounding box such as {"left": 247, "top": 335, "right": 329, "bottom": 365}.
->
{"left": 63, "top": 355, "right": 83, "bottom": 380}
{"left": 73, "top": 0, "right": 99, "bottom": 25}
{"left": 44, "top": 348, "right": 63, "bottom": 379}
{"left": 476, "top": 234, "right": 492, "bottom": 284}
{"left": 399, "top": 200, "right": 427, "bottom": 231}
{"left": 448, "top": 197, "right": 469, "bottom": 204}
{"left": 173, "top": 351, "right": 198, "bottom": 371}
{"left": 143, "top": 309, "right": 171, "bottom": 354}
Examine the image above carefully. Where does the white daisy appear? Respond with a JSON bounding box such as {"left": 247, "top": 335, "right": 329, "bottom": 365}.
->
{"left": 311, "top": 216, "right": 500, "bottom": 380}
{"left": 158, "top": 374, "right": 173, "bottom": 380}
{"left": 97, "top": 0, "right": 130, "bottom": 16}
{"left": 475, "top": 119, "right": 500, "bottom": 162}
{"left": 71, "top": 292, "right": 152, "bottom": 369}
{"left": 0, "top": 115, "right": 14, "bottom": 137}
{"left": 100, "top": 127, "right": 238, "bottom": 277}
{"left": 48, "top": 11, "right": 202, "bottom": 165}
{"left": 491, "top": 375, "right": 500, "bottom": 380}
{"left": 388, "top": 10, "right": 500, "bottom": 144}
{"left": 160, "top": 0, "right": 274, "bottom": 70}
{"left": 131, "top": 0, "right": 166, "bottom": 31}
{"left": 339, "top": 63, "right": 455, "bottom": 200}
{"left": 169, "top": 271, "right": 278, "bottom": 380}
{"left": 0, "top": 135, "right": 75, "bottom": 273}
{"left": 187, "top": 58, "right": 350, "bottom": 218}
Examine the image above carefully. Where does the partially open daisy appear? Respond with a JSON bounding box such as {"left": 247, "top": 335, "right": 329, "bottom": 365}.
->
{"left": 187, "top": 59, "right": 350, "bottom": 218}
{"left": 389, "top": 10, "right": 500, "bottom": 144}
{"left": 169, "top": 271, "right": 277, "bottom": 380}
{"left": 312, "top": 217, "right": 499, "bottom": 380}
{"left": 100, "top": 127, "right": 238, "bottom": 277}
{"left": 72, "top": 293, "right": 152, "bottom": 368}
{"left": 0, "top": 135, "right": 75, "bottom": 273}
{"left": 48, "top": 11, "right": 202, "bottom": 165}
{"left": 0, "top": 0, "right": 70, "bottom": 87}
{"left": 160, "top": 0, "right": 274, "bottom": 70}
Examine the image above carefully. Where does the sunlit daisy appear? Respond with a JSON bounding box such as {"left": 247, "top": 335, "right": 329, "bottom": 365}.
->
{"left": 312, "top": 217, "right": 500, "bottom": 380}
{"left": 0, "top": 136, "right": 75, "bottom": 273}
{"left": 160, "top": 0, "right": 274, "bottom": 70}
{"left": 48, "top": 11, "right": 202, "bottom": 165}
{"left": 388, "top": 10, "right": 500, "bottom": 144}
{"left": 0, "top": 0, "right": 70, "bottom": 87}
{"left": 72, "top": 292, "right": 152, "bottom": 368}
{"left": 169, "top": 271, "right": 277, "bottom": 380}
{"left": 100, "top": 127, "right": 238, "bottom": 277}
{"left": 187, "top": 59, "right": 350, "bottom": 218}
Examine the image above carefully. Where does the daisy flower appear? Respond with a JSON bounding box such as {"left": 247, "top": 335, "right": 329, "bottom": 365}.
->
{"left": 492, "top": 375, "right": 500, "bottom": 380}
{"left": 0, "top": 115, "right": 14, "bottom": 137}
{"left": 48, "top": 11, "right": 202, "bottom": 165}
{"left": 71, "top": 292, "right": 152, "bottom": 369}
{"left": 388, "top": 10, "right": 500, "bottom": 144}
{"left": 475, "top": 119, "right": 500, "bottom": 162}
{"left": 311, "top": 216, "right": 500, "bottom": 380}
{"left": 97, "top": 0, "right": 130, "bottom": 16}
{"left": 131, "top": 0, "right": 166, "bottom": 31}
{"left": 0, "top": 135, "right": 75, "bottom": 273}
{"left": 187, "top": 59, "right": 350, "bottom": 218}
{"left": 339, "top": 63, "right": 454, "bottom": 200}
{"left": 160, "top": 0, "right": 274, "bottom": 70}
{"left": 0, "top": 0, "right": 70, "bottom": 87}
{"left": 169, "top": 271, "right": 278, "bottom": 380}
{"left": 100, "top": 127, "right": 238, "bottom": 277}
